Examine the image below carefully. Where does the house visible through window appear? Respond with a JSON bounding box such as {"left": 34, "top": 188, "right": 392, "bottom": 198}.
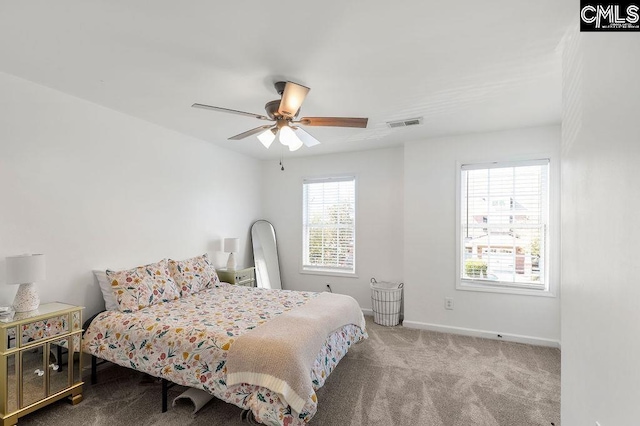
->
{"left": 459, "top": 160, "right": 549, "bottom": 291}
{"left": 302, "top": 176, "right": 356, "bottom": 275}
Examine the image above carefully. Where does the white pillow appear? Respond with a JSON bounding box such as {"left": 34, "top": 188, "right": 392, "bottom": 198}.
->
{"left": 93, "top": 270, "right": 118, "bottom": 311}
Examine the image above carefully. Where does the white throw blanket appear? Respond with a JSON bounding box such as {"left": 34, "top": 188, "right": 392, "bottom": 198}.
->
{"left": 226, "top": 291, "right": 365, "bottom": 413}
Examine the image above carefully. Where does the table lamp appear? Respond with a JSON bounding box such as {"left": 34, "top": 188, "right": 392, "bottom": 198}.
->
{"left": 223, "top": 238, "right": 240, "bottom": 270}
{"left": 5, "top": 254, "right": 46, "bottom": 312}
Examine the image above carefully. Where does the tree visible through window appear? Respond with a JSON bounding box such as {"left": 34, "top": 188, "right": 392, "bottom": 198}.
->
{"left": 459, "top": 160, "right": 549, "bottom": 290}
{"left": 303, "top": 177, "right": 355, "bottom": 274}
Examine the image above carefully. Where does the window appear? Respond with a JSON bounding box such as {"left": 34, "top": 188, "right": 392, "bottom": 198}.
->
{"left": 458, "top": 159, "right": 550, "bottom": 293}
{"left": 302, "top": 176, "right": 356, "bottom": 275}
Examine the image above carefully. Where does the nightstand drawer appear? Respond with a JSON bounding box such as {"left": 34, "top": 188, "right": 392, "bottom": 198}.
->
{"left": 234, "top": 269, "right": 254, "bottom": 284}
{"left": 216, "top": 267, "right": 256, "bottom": 287}
{"left": 19, "top": 315, "right": 69, "bottom": 345}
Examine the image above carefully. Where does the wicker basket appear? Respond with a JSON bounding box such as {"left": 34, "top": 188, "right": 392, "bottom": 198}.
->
{"left": 370, "top": 278, "right": 403, "bottom": 326}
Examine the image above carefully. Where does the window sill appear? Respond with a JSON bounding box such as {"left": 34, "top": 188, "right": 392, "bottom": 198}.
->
{"left": 457, "top": 280, "right": 555, "bottom": 297}
{"left": 299, "top": 269, "right": 358, "bottom": 279}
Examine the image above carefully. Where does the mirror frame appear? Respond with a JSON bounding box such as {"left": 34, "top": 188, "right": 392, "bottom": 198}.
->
{"left": 251, "top": 220, "right": 283, "bottom": 290}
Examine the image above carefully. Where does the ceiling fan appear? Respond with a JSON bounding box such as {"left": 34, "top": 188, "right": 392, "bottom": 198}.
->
{"left": 192, "top": 81, "right": 368, "bottom": 151}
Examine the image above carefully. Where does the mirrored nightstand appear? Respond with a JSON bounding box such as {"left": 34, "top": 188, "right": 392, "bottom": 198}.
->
{"left": 0, "top": 302, "right": 83, "bottom": 426}
{"left": 216, "top": 266, "right": 256, "bottom": 287}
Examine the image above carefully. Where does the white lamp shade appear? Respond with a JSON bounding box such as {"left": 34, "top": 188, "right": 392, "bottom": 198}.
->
{"left": 257, "top": 128, "right": 276, "bottom": 148}
{"left": 287, "top": 135, "right": 303, "bottom": 151}
{"left": 223, "top": 238, "right": 240, "bottom": 253}
{"left": 5, "top": 254, "right": 46, "bottom": 285}
{"left": 279, "top": 126, "right": 303, "bottom": 151}
{"left": 278, "top": 82, "right": 310, "bottom": 117}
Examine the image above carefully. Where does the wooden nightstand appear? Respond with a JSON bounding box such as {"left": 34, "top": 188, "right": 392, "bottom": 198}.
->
{"left": 217, "top": 267, "right": 256, "bottom": 287}
{"left": 0, "top": 302, "right": 84, "bottom": 426}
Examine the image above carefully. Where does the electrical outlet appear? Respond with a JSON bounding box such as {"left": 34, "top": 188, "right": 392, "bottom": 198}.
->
{"left": 444, "top": 297, "right": 454, "bottom": 310}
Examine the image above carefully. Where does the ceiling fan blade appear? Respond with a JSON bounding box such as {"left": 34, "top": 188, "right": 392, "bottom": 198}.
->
{"left": 229, "top": 125, "right": 274, "bottom": 140}
{"left": 297, "top": 117, "right": 368, "bottom": 128}
{"left": 278, "top": 82, "right": 310, "bottom": 118}
{"left": 292, "top": 127, "right": 321, "bottom": 147}
{"left": 192, "top": 103, "right": 272, "bottom": 121}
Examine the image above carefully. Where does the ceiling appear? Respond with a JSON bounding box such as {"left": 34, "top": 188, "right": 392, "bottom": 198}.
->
{"left": 0, "top": 1, "right": 574, "bottom": 160}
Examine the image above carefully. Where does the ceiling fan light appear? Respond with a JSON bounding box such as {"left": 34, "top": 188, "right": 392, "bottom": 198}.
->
{"left": 279, "top": 126, "right": 303, "bottom": 151}
{"left": 278, "top": 127, "right": 290, "bottom": 146}
{"left": 278, "top": 82, "right": 310, "bottom": 117}
{"left": 293, "top": 127, "right": 321, "bottom": 147}
{"left": 257, "top": 128, "right": 276, "bottom": 148}
{"left": 288, "top": 136, "right": 303, "bottom": 151}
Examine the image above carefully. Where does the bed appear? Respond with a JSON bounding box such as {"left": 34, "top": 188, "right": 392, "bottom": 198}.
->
{"left": 82, "top": 256, "right": 367, "bottom": 426}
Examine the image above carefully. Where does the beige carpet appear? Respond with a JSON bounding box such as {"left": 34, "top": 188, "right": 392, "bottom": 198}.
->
{"left": 18, "top": 316, "right": 560, "bottom": 426}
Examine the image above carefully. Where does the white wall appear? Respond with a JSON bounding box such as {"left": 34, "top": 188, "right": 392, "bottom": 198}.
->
{"left": 403, "top": 126, "right": 561, "bottom": 345}
{"left": 0, "top": 68, "right": 564, "bottom": 354}
{"left": 561, "top": 30, "right": 640, "bottom": 425}
{"left": 0, "top": 71, "right": 262, "bottom": 317}
{"left": 261, "top": 148, "right": 404, "bottom": 311}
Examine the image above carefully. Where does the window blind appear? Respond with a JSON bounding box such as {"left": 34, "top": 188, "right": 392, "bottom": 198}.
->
{"left": 460, "top": 160, "right": 549, "bottom": 289}
{"left": 302, "top": 176, "right": 356, "bottom": 273}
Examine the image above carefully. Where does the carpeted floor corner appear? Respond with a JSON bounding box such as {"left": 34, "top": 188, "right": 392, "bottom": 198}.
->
{"left": 17, "top": 316, "right": 560, "bottom": 425}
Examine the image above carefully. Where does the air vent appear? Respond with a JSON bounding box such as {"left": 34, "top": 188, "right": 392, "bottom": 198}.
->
{"left": 386, "top": 117, "right": 423, "bottom": 129}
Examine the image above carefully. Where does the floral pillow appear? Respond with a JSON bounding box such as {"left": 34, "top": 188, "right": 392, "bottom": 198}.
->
{"left": 168, "top": 253, "right": 221, "bottom": 297}
{"left": 107, "top": 259, "right": 180, "bottom": 313}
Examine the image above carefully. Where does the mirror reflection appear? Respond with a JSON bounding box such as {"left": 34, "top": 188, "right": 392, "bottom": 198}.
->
{"left": 72, "top": 334, "right": 82, "bottom": 384}
{"left": 48, "top": 340, "right": 68, "bottom": 395}
{"left": 251, "top": 220, "right": 282, "bottom": 290}
{"left": 7, "top": 353, "right": 17, "bottom": 412}
{"left": 21, "top": 348, "right": 45, "bottom": 407}
{"left": 7, "top": 326, "right": 17, "bottom": 349}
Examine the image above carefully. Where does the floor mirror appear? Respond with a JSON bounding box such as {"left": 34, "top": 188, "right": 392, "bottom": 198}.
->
{"left": 251, "top": 220, "right": 282, "bottom": 289}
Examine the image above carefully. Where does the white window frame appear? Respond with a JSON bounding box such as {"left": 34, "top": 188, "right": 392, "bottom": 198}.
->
{"left": 301, "top": 175, "right": 357, "bottom": 277}
{"left": 456, "top": 158, "right": 555, "bottom": 297}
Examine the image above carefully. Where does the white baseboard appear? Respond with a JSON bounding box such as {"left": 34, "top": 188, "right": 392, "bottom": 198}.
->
{"left": 402, "top": 320, "right": 560, "bottom": 348}
{"left": 361, "top": 308, "right": 373, "bottom": 316}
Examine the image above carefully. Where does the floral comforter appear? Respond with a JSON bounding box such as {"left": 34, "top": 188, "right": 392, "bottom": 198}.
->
{"left": 82, "top": 283, "right": 367, "bottom": 425}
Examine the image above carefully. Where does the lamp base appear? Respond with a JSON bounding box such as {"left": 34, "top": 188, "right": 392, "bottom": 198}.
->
{"left": 13, "top": 283, "right": 40, "bottom": 313}
{"left": 226, "top": 252, "right": 236, "bottom": 270}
